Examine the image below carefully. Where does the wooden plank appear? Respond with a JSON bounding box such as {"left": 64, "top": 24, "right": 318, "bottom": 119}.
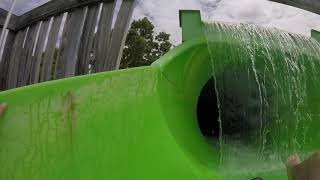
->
{"left": 30, "top": 20, "right": 50, "bottom": 84}
{"left": 103, "top": 0, "right": 135, "bottom": 71}
{"left": 270, "top": 0, "right": 320, "bottom": 15}
{"left": 0, "top": 31, "right": 16, "bottom": 90}
{"left": 0, "top": 8, "right": 18, "bottom": 31}
{"left": 7, "top": 29, "right": 27, "bottom": 89}
{"left": 94, "top": 2, "right": 116, "bottom": 73}
{"left": 55, "top": 8, "right": 87, "bottom": 79}
{"left": 76, "top": 5, "right": 99, "bottom": 75}
{"left": 0, "top": 28, "right": 6, "bottom": 62}
{"left": 16, "top": 24, "right": 40, "bottom": 87}
{"left": 16, "top": 0, "right": 114, "bottom": 31}
{"left": 41, "top": 15, "right": 63, "bottom": 82}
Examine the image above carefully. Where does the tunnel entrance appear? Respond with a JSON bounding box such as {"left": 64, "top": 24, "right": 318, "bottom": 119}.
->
{"left": 197, "top": 78, "right": 220, "bottom": 138}
{"left": 197, "top": 70, "right": 274, "bottom": 144}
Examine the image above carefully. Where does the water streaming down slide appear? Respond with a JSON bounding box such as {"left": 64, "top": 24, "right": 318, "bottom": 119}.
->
{"left": 202, "top": 21, "right": 320, "bottom": 178}
{"left": 0, "top": 10, "right": 320, "bottom": 180}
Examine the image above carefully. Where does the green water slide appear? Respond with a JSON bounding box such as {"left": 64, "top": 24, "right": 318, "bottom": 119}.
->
{"left": 1, "top": 10, "right": 320, "bottom": 180}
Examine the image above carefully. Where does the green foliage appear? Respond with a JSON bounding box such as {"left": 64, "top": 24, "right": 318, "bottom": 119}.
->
{"left": 120, "top": 17, "right": 172, "bottom": 69}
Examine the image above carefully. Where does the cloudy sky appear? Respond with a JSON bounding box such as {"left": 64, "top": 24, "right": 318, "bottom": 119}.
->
{"left": 1, "top": 0, "right": 320, "bottom": 44}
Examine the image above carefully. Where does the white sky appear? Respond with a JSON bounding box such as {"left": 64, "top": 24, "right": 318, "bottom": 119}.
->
{"left": 1, "top": 0, "right": 320, "bottom": 45}
{"left": 133, "top": 0, "right": 320, "bottom": 44}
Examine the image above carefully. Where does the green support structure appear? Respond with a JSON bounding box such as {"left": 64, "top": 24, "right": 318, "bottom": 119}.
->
{"left": 179, "top": 10, "right": 205, "bottom": 42}
{"left": 311, "top": 29, "right": 320, "bottom": 42}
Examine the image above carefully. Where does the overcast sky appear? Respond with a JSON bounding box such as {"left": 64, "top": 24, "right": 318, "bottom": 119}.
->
{"left": 1, "top": 0, "right": 320, "bottom": 44}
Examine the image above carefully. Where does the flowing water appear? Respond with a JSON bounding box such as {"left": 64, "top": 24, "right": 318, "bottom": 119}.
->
{"left": 202, "top": 22, "right": 320, "bottom": 178}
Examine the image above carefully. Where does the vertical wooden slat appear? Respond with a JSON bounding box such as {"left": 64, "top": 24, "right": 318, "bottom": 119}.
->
{"left": 16, "top": 23, "right": 40, "bottom": 87}
{"left": 7, "top": 29, "right": 27, "bottom": 89}
{"left": 31, "top": 20, "right": 50, "bottom": 84}
{"left": 94, "top": 2, "right": 115, "bottom": 73}
{"left": 76, "top": 5, "right": 99, "bottom": 75}
{"left": 103, "top": 0, "right": 135, "bottom": 71}
{"left": 0, "top": 27, "right": 4, "bottom": 58}
{"left": 0, "top": 28, "right": 2, "bottom": 44}
{"left": 0, "top": 27, "right": 3, "bottom": 60}
{"left": 0, "top": 31, "right": 16, "bottom": 90}
{"left": 55, "top": 8, "right": 87, "bottom": 79}
{"left": 41, "top": 15, "right": 63, "bottom": 82}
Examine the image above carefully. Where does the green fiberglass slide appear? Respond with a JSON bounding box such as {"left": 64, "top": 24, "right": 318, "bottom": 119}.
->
{"left": 1, "top": 10, "right": 320, "bottom": 180}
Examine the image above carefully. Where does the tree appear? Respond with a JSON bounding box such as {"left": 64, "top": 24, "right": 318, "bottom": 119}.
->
{"left": 120, "top": 17, "right": 172, "bottom": 69}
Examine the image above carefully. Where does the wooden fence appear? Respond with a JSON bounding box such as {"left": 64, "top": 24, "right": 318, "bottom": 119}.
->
{"left": 0, "top": 0, "right": 135, "bottom": 90}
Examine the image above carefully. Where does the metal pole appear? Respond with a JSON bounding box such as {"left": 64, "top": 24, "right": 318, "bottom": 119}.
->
{"left": 0, "top": 0, "right": 17, "bottom": 62}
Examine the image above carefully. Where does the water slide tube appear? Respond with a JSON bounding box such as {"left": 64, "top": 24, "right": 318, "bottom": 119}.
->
{"left": 0, "top": 10, "right": 320, "bottom": 180}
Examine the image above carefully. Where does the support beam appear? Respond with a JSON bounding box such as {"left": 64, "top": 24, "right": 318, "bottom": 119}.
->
{"left": 0, "top": 8, "right": 18, "bottom": 31}
{"left": 311, "top": 29, "right": 320, "bottom": 42}
{"left": 269, "top": 0, "right": 320, "bottom": 15}
{"left": 179, "top": 10, "right": 205, "bottom": 42}
{"left": 16, "top": 0, "right": 114, "bottom": 31}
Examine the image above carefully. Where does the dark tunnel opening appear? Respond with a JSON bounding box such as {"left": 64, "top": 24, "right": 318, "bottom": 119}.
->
{"left": 197, "top": 72, "right": 274, "bottom": 144}
{"left": 197, "top": 78, "right": 220, "bottom": 138}
{"left": 196, "top": 76, "right": 259, "bottom": 141}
